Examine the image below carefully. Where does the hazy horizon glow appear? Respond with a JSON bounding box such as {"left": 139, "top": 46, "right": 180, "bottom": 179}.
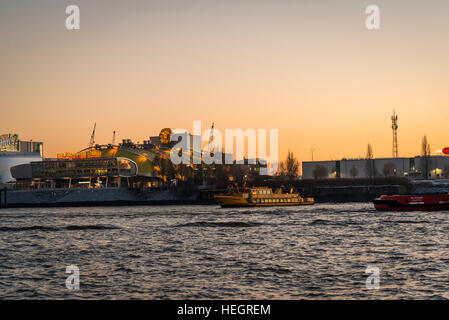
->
{"left": 1, "top": 0, "right": 449, "bottom": 169}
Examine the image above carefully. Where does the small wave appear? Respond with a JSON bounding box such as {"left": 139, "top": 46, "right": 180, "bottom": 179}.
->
{"left": 0, "top": 225, "right": 120, "bottom": 232}
{"left": 386, "top": 220, "right": 430, "bottom": 224}
{"left": 115, "top": 267, "right": 133, "bottom": 272}
{"left": 308, "top": 219, "right": 358, "bottom": 226}
{"left": 65, "top": 225, "right": 120, "bottom": 230}
{"left": 309, "top": 219, "right": 330, "bottom": 225}
{"left": 0, "top": 226, "right": 58, "bottom": 232}
{"left": 175, "top": 221, "right": 264, "bottom": 228}
{"left": 248, "top": 266, "right": 293, "bottom": 274}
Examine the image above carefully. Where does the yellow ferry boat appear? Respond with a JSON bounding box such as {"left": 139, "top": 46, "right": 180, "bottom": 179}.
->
{"left": 214, "top": 186, "right": 314, "bottom": 208}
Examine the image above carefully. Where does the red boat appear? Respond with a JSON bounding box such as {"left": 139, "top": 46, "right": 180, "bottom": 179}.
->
{"left": 373, "top": 193, "right": 449, "bottom": 211}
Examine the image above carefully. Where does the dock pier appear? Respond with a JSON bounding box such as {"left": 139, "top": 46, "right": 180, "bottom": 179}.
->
{"left": 0, "top": 188, "right": 7, "bottom": 209}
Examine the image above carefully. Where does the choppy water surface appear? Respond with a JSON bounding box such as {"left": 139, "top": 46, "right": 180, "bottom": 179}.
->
{"left": 1, "top": 203, "right": 449, "bottom": 299}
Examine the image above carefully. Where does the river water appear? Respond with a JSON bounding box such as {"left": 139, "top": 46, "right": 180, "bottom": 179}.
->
{"left": 1, "top": 203, "right": 449, "bottom": 299}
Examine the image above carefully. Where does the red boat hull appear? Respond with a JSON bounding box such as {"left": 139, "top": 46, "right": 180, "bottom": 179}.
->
{"left": 373, "top": 194, "right": 449, "bottom": 211}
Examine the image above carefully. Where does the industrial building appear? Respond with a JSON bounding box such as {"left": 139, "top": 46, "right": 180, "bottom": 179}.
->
{"left": 0, "top": 134, "right": 43, "bottom": 184}
{"left": 303, "top": 111, "right": 449, "bottom": 180}
{"left": 302, "top": 156, "right": 449, "bottom": 180}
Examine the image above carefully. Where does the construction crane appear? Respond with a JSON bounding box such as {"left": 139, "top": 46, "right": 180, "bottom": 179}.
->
{"left": 112, "top": 130, "right": 116, "bottom": 146}
{"left": 89, "top": 123, "right": 96, "bottom": 149}
{"left": 206, "top": 122, "right": 215, "bottom": 156}
{"left": 201, "top": 122, "right": 215, "bottom": 187}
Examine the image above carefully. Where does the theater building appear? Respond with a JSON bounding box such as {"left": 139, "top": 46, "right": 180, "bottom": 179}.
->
{"left": 0, "top": 134, "right": 43, "bottom": 184}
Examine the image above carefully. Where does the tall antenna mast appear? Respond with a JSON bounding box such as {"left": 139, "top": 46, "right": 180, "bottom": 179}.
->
{"left": 391, "top": 110, "right": 399, "bottom": 158}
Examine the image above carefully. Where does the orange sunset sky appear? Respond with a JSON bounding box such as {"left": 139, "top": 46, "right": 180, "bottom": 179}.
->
{"left": 1, "top": 0, "right": 449, "bottom": 167}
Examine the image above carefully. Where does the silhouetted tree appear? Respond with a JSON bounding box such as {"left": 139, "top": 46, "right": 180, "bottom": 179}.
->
{"left": 276, "top": 161, "right": 287, "bottom": 179}
{"left": 285, "top": 150, "right": 299, "bottom": 179}
{"left": 443, "top": 165, "right": 449, "bottom": 179}
{"left": 382, "top": 163, "right": 397, "bottom": 177}
{"left": 313, "top": 165, "right": 329, "bottom": 179}
{"left": 349, "top": 165, "right": 358, "bottom": 178}
{"left": 421, "top": 135, "right": 431, "bottom": 179}
{"left": 276, "top": 150, "right": 299, "bottom": 180}
{"left": 365, "top": 143, "right": 376, "bottom": 179}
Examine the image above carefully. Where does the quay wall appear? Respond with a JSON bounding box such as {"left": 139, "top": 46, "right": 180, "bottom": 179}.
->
{"left": 2, "top": 184, "right": 412, "bottom": 208}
